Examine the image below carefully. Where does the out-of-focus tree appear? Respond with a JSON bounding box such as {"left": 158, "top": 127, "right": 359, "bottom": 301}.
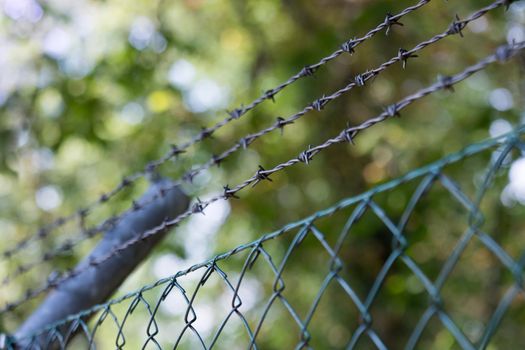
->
{"left": 0, "top": 0, "right": 524, "bottom": 348}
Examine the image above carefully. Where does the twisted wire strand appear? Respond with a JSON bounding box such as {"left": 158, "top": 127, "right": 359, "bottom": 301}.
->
{"left": 1, "top": 0, "right": 504, "bottom": 288}
{"left": 3, "top": 38, "right": 522, "bottom": 314}
{"left": 0, "top": 0, "right": 433, "bottom": 262}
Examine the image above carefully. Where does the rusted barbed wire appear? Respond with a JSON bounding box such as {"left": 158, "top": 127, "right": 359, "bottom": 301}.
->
{"left": 0, "top": 0, "right": 434, "bottom": 263}
{"left": 1, "top": 0, "right": 506, "bottom": 288}
{"left": 2, "top": 38, "right": 522, "bottom": 314}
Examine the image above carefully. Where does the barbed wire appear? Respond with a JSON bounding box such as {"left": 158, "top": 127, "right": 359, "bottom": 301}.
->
{"left": 0, "top": 0, "right": 506, "bottom": 288}
{"left": 0, "top": 0, "right": 434, "bottom": 263}
{"left": 2, "top": 36, "right": 522, "bottom": 314}
{"left": 8, "top": 125, "right": 525, "bottom": 349}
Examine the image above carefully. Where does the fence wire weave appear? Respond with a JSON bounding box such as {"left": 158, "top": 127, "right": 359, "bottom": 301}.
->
{"left": 7, "top": 125, "right": 525, "bottom": 350}
{"left": 0, "top": 0, "right": 434, "bottom": 263}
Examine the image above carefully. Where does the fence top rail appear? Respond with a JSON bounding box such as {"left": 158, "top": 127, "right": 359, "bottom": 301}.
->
{"left": 13, "top": 124, "right": 525, "bottom": 342}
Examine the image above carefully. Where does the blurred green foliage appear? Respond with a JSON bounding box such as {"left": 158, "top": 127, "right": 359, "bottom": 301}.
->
{"left": 0, "top": 0, "right": 524, "bottom": 348}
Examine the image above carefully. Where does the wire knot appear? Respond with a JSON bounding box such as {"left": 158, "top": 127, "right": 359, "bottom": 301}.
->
{"left": 120, "top": 177, "right": 132, "bottom": 188}
{"left": 47, "top": 271, "right": 60, "bottom": 286}
{"left": 145, "top": 163, "right": 156, "bottom": 173}
{"left": 398, "top": 48, "right": 418, "bottom": 69}
{"left": 354, "top": 73, "right": 366, "bottom": 87}
{"left": 341, "top": 38, "right": 358, "bottom": 53}
{"left": 191, "top": 198, "right": 205, "bottom": 215}
{"left": 447, "top": 14, "right": 466, "bottom": 37}
{"left": 311, "top": 96, "right": 329, "bottom": 111}
{"left": 299, "top": 65, "right": 318, "bottom": 77}
{"left": 62, "top": 240, "right": 74, "bottom": 251}
{"left": 298, "top": 146, "right": 314, "bottom": 164}
{"left": 239, "top": 136, "right": 255, "bottom": 149}
{"left": 211, "top": 154, "right": 222, "bottom": 167}
{"left": 170, "top": 144, "right": 186, "bottom": 157}
{"left": 56, "top": 217, "right": 66, "bottom": 226}
{"left": 264, "top": 89, "right": 278, "bottom": 102}
{"left": 42, "top": 251, "right": 54, "bottom": 261}
{"left": 200, "top": 127, "right": 214, "bottom": 139}
{"left": 183, "top": 170, "right": 197, "bottom": 183}
{"left": 384, "top": 12, "right": 403, "bottom": 35}
{"left": 385, "top": 104, "right": 401, "bottom": 118}
{"left": 342, "top": 124, "right": 356, "bottom": 144}
{"left": 275, "top": 117, "right": 294, "bottom": 135}
{"left": 223, "top": 185, "right": 239, "bottom": 199}
{"left": 132, "top": 200, "right": 141, "bottom": 211}
{"left": 77, "top": 208, "right": 89, "bottom": 218}
{"left": 438, "top": 75, "right": 455, "bottom": 92}
{"left": 253, "top": 165, "right": 273, "bottom": 187}
{"left": 37, "top": 228, "right": 48, "bottom": 239}
{"left": 504, "top": 0, "right": 518, "bottom": 11}
{"left": 495, "top": 44, "right": 514, "bottom": 62}
{"left": 228, "top": 108, "right": 243, "bottom": 120}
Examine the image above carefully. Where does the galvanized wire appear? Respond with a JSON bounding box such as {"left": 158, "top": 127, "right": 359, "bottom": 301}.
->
{"left": 1, "top": 0, "right": 508, "bottom": 288}
{"left": 0, "top": 0, "right": 434, "bottom": 263}
{"left": 7, "top": 125, "right": 525, "bottom": 349}
{"left": 2, "top": 37, "right": 522, "bottom": 315}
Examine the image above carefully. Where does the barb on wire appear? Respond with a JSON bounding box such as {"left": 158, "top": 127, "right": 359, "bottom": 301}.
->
{"left": 504, "top": 0, "right": 519, "bottom": 10}
{"left": 3, "top": 38, "right": 522, "bottom": 314}
{"left": 0, "top": 0, "right": 505, "bottom": 289}
{"left": 398, "top": 48, "right": 419, "bottom": 69}
{"left": 0, "top": 0, "right": 434, "bottom": 263}
{"left": 10, "top": 126, "right": 525, "bottom": 349}
{"left": 448, "top": 14, "right": 467, "bottom": 37}
{"left": 384, "top": 12, "right": 404, "bottom": 35}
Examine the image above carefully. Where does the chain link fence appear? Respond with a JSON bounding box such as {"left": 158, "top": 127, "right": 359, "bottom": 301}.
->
{"left": 1, "top": 1, "right": 524, "bottom": 349}
{"left": 8, "top": 126, "right": 525, "bottom": 349}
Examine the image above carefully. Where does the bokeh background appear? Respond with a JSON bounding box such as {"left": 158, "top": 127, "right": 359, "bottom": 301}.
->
{"left": 1, "top": 0, "right": 525, "bottom": 348}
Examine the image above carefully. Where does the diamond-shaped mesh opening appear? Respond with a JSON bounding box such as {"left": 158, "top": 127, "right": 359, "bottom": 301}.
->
{"left": 312, "top": 205, "right": 367, "bottom": 248}
{"left": 111, "top": 290, "right": 162, "bottom": 348}
{"left": 350, "top": 329, "right": 387, "bottom": 350}
{"left": 173, "top": 264, "right": 249, "bottom": 348}
{"left": 88, "top": 304, "right": 128, "bottom": 349}
{"left": 249, "top": 296, "right": 303, "bottom": 349}
{"left": 367, "top": 259, "right": 428, "bottom": 347}
{"left": 400, "top": 175, "right": 471, "bottom": 282}
{"left": 306, "top": 277, "right": 361, "bottom": 349}
{"left": 334, "top": 202, "right": 393, "bottom": 300}
{"left": 487, "top": 292, "right": 525, "bottom": 349}
{"left": 439, "top": 237, "right": 515, "bottom": 345}
{"left": 410, "top": 314, "right": 467, "bottom": 350}
{"left": 147, "top": 280, "right": 191, "bottom": 348}
{"left": 470, "top": 148, "right": 525, "bottom": 262}
{"left": 208, "top": 316, "right": 254, "bottom": 350}
{"left": 274, "top": 225, "right": 343, "bottom": 320}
